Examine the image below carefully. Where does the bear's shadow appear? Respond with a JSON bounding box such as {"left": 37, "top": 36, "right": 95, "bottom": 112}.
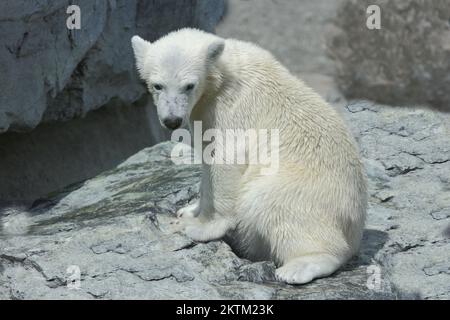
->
{"left": 340, "top": 228, "right": 389, "bottom": 272}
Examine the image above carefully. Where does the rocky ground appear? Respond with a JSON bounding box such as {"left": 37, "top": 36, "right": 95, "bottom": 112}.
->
{"left": 1, "top": 101, "right": 449, "bottom": 299}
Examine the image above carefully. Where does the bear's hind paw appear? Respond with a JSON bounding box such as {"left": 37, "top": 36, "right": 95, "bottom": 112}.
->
{"left": 276, "top": 254, "right": 342, "bottom": 285}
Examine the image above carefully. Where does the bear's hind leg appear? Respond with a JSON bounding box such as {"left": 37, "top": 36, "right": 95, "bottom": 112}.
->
{"left": 275, "top": 253, "right": 343, "bottom": 285}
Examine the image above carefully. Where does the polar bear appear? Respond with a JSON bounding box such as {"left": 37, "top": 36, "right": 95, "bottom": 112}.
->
{"left": 131, "top": 28, "right": 367, "bottom": 284}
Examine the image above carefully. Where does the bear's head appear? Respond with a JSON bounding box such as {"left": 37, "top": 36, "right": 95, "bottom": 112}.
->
{"left": 131, "top": 28, "right": 225, "bottom": 130}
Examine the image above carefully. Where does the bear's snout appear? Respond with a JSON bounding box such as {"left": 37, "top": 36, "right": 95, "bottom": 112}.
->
{"left": 162, "top": 117, "right": 182, "bottom": 130}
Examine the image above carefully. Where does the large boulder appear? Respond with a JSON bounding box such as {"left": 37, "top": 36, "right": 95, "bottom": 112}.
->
{"left": 0, "top": 0, "right": 225, "bottom": 204}
{"left": 1, "top": 102, "right": 449, "bottom": 299}
{"left": 0, "top": 142, "right": 393, "bottom": 300}
{"left": 0, "top": 0, "right": 225, "bottom": 133}
{"left": 327, "top": 0, "right": 450, "bottom": 111}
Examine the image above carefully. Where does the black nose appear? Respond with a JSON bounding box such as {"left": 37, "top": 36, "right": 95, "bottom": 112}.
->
{"left": 163, "top": 117, "right": 182, "bottom": 130}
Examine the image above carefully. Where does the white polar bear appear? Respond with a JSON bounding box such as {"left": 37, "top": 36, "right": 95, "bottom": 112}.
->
{"left": 131, "top": 28, "right": 367, "bottom": 284}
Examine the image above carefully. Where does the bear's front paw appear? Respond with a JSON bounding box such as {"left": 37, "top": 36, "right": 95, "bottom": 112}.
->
{"left": 176, "top": 200, "right": 200, "bottom": 218}
{"left": 184, "top": 224, "right": 208, "bottom": 242}
{"left": 183, "top": 217, "right": 231, "bottom": 243}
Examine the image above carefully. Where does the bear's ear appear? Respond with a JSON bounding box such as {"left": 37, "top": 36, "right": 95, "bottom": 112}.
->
{"left": 131, "top": 35, "right": 151, "bottom": 79}
{"left": 207, "top": 40, "right": 225, "bottom": 62}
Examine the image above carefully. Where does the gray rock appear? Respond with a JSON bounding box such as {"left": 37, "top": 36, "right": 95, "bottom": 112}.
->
{"left": 0, "top": 0, "right": 225, "bottom": 133}
{"left": 345, "top": 101, "right": 450, "bottom": 300}
{"left": 1, "top": 102, "right": 449, "bottom": 299}
{"left": 327, "top": 0, "right": 450, "bottom": 111}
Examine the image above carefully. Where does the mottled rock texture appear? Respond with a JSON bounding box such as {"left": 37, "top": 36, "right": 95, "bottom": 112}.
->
{"left": 345, "top": 101, "right": 450, "bottom": 299}
{"left": 0, "top": 0, "right": 225, "bottom": 133}
{"left": 1, "top": 102, "right": 449, "bottom": 299}
{"left": 327, "top": 0, "right": 450, "bottom": 111}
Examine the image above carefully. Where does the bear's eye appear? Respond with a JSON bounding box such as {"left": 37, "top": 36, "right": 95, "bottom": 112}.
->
{"left": 153, "top": 84, "right": 163, "bottom": 91}
{"left": 185, "top": 83, "right": 195, "bottom": 91}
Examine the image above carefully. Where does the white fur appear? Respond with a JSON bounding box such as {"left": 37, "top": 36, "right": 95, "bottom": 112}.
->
{"left": 132, "top": 29, "right": 368, "bottom": 284}
{"left": 176, "top": 200, "right": 200, "bottom": 218}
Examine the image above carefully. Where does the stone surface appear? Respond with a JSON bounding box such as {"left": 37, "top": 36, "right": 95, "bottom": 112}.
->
{"left": 327, "top": 0, "right": 450, "bottom": 111}
{"left": 344, "top": 101, "right": 450, "bottom": 300}
{"left": 0, "top": 0, "right": 225, "bottom": 133}
{"left": 1, "top": 102, "right": 449, "bottom": 299}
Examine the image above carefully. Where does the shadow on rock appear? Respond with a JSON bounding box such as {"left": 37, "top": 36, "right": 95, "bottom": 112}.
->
{"left": 343, "top": 228, "right": 388, "bottom": 271}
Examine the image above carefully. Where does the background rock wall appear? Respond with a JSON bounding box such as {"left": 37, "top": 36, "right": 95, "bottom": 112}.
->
{"left": 327, "top": 0, "right": 450, "bottom": 111}
{"left": 0, "top": 0, "right": 225, "bottom": 203}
